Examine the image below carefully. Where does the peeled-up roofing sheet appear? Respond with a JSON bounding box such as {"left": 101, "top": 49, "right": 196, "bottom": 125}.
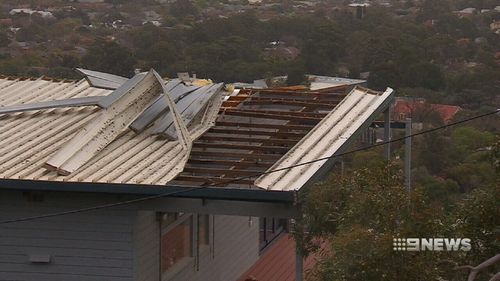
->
{"left": 45, "top": 71, "right": 163, "bottom": 175}
{"left": 159, "top": 83, "right": 224, "bottom": 138}
{"left": 129, "top": 79, "right": 201, "bottom": 132}
{"left": 0, "top": 76, "right": 216, "bottom": 185}
{"left": 76, "top": 68, "right": 129, "bottom": 90}
{"left": 152, "top": 83, "right": 223, "bottom": 138}
{"left": 254, "top": 87, "right": 394, "bottom": 191}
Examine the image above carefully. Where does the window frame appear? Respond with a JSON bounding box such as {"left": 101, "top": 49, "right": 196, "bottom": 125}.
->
{"left": 159, "top": 213, "right": 212, "bottom": 280}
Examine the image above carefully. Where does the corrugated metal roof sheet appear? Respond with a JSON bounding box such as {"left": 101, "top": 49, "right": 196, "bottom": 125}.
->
{"left": 76, "top": 68, "right": 129, "bottom": 90}
{"left": 0, "top": 72, "right": 392, "bottom": 191}
{"left": 255, "top": 87, "right": 394, "bottom": 191}
{"left": 0, "top": 74, "right": 222, "bottom": 185}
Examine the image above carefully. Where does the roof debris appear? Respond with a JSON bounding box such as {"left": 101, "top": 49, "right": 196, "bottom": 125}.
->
{"left": 0, "top": 69, "right": 393, "bottom": 190}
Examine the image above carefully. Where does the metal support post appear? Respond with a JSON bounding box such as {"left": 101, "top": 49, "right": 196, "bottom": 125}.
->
{"left": 404, "top": 118, "right": 412, "bottom": 195}
{"left": 296, "top": 250, "right": 304, "bottom": 281}
{"left": 384, "top": 107, "right": 391, "bottom": 160}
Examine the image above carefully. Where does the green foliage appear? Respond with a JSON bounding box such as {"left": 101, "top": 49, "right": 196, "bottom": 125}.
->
{"left": 286, "top": 60, "right": 307, "bottom": 86}
{"left": 300, "top": 165, "right": 445, "bottom": 281}
{"left": 413, "top": 126, "right": 497, "bottom": 192}
{"left": 0, "top": 31, "right": 9, "bottom": 48}
{"left": 301, "top": 156, "right": 498, "bottom": 281}
{"left": 450, "top": 184, "right": 499, "bottom": 267}
{"left": 170, "top": 0, "right": 199, "bottom": 19}
{"left": 82, "top": 39, "right": 136, "bottom": 77}
{"left": 451, "top": 127, "right": 496, "bottom": 150}
{"left": 0, "top": 0, "right": 498, "bottom": 109}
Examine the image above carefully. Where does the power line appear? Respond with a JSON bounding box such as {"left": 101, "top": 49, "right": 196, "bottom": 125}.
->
{"left": 0, "top": 109, "right": 498, "bottom": 225}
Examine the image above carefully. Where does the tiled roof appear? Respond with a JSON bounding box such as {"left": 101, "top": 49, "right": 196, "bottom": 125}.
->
{"left": 393, "top": 100, "right": 461, "bottom": 124}
{"left": 237, "top": 234, "right": 320, "bottom": 281}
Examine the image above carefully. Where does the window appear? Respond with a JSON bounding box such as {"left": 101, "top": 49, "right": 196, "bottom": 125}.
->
{"left": 161, "top": 214, "right": 193, "bottom": 275}
{"left": 160, "top": 213, "right": 211, "bottom": 279}
{"left": 259, "top": 217, "right": 288, "bottom": 251}
{"left": 197, "top": 214, "right": 209, "bottom": 247}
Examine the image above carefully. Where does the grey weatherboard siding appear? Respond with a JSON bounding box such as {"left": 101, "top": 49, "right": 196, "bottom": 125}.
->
{"left": 0, "top": 190, "right": 260, "bottom": 281}
{"left": 0, "top": 190, "right": 135, "bottom": 281}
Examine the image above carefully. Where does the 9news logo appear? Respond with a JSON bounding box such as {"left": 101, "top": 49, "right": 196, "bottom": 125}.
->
{"left": 393, "top": 238, "right": 471, "bottom": 252}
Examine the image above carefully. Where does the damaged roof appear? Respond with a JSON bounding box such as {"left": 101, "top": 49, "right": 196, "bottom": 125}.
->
{"left": 0, "top": 70, "right": 393, "bottom": 192}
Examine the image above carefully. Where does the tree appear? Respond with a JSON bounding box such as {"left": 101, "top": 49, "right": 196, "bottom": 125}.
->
{"left": 299, "top": 145, "right": 499, "bottom": 281}
{"left": 402, "top": 62, "right": 445, "bottom": 90}
{"left": 299, "top": 165, "right": 445, "bottom": 281}
{"left": 82, "top": 40, "right": 136, "bottom": 77}
{"left": 286, "top": 60, "right": 307, "bottom": 86}
{"left": 0, "top": 30, "right": 9, "bottom": 48}
{"left": 170, "top": 0, "right": 199, "bottom": 19}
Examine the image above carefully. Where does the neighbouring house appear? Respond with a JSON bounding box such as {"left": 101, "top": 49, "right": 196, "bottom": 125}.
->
{"left": 348, "top": 3, "right": 370, "bottom": 19}
{"left": 0, "top": 68, "right": 394, "bottom": 281}
{"left": 248, "top": 0, "right": 263, "bottom": 5}
{"left": 490, "top": 20, "right": 500, "bottom": 35}
{"left": 9, "top": 8, "right": 55, "bottom": 19}
{"left": 0, "top": 18, "right": 13, "bottom": 26}
{"left": 392, "top": 97, "right": 462, "bottom": 124}
{"left": 453, "top": 7, "right": 476, "bottom": 18}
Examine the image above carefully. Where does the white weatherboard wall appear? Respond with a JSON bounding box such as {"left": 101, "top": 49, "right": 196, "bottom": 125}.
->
{"left": 133, "top": 211, "right": 160, "bottom": 281}
{"left": 132, "top": 214, "right": 260, "bottom": 281}
{"left": 169, "top": 215, "right": 260, "bottom": 281}
{"left": 0, "top": 190, "right": 136, "bottom": 281}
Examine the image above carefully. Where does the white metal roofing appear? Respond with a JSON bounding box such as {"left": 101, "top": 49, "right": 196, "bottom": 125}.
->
{"left": 0, "top": 73, "right": 392, "bottom": 191}
{"left": 255, "top": 87, "right": 394, "bottom": 191}
{"left": 0, "top": 74, "right": 221, "bottom": 185}
{"left": 76, "top": 68, "right": 129, "bottom": 90}
{"left": 307, "top": 75, "right": 366, "bottom": 90}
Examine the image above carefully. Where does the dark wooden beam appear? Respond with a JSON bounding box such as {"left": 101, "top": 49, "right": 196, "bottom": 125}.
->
{"left": 256, "top": 88, "right": 348, "bottom": 96}
{"left": 190, "top": 150, "right": 283, "bottom": 160}
{"left": 193, "top": 142, "right": 290, "bottom": 153}
{"left": 187, "top": 158, "right": 274, "bottom": 168}
{"left": 214, "top": 121, "right": 314, "bottom": 131}
{"left": 183, "top": 167, "right": 263, "bottom": 177}
{"left": 173, "top": 175, "right": 255, "bottom": 186}
{"left": 207, "top": 128, "right": 305, "bottom": 139}
{"left": 242, "top": 99, "right": 338, "bottom": 108}
{"left": 199, "top": 135, "right": 299, "bottom": 145}
{"left": 229, "top": 109, "right": 326, "bottom": 118}
{"left": 222, "top": 109, "right": 322, "bottom": 122}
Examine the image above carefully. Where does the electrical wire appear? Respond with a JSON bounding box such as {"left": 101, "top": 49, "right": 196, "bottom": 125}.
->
{"left": 0, "top": 109, "right": 498, "bottom": 225}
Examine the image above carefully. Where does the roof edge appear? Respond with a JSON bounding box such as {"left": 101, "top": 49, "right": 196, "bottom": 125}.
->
{"left": 0, "top": 179, "right": 295, "bottom": 203}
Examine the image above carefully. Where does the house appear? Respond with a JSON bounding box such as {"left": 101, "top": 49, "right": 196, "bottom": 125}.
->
{"left": 392, "top": 97, "right": 461, "bottom": 124}
{"left": 348, "top": 3, "right": 370, "bottom": 19}
{"left": 490, "top": 20, "right": 500, "bottom": 35}
{"left": 0, "top": 69, "right": 394, "bottom": 281}
{"left": 0, "top": 18, "right": 13, "bottom": 27}
{"left": 453, "top": 7, "right": 477, "bottom": 18}
{"left": 9, "top": 8, "right": 55, "bottom": 19}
